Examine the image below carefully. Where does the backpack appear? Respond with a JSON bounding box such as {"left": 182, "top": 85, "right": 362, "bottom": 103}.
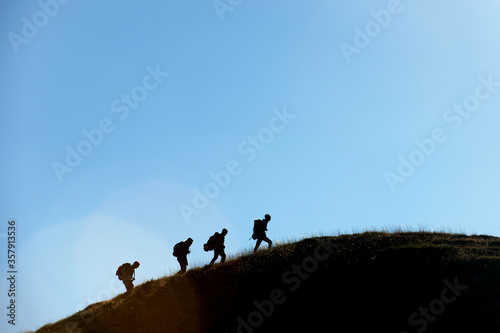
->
{"left": 116, "top": 263, "right": 131, "bottom": 280}
{"left": 173, "top": 243, "right": 181, "bottom": 257}
{"left": 204, "top": 232, "right": 219, "bottom": 252}
{"left": 252, "top": 219, "right": 265, "bottom": 240}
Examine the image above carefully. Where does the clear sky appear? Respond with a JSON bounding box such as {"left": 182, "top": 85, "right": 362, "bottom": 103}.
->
{"left": 2, "top": 0, "right": 500, "bottom": 331}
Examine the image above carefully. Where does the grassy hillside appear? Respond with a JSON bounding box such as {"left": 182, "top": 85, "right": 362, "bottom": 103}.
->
{"left": 35, "top": 232, "right": 500, "bottom": 332}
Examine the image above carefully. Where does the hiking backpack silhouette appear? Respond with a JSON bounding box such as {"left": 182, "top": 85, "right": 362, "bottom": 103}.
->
{"left": 252, "top": 214, "right": 272, "bottom": 253}
{"left": 173, "top": 238, "right": 193, "bottom": 274}
{"left": 204, "top": 228, "right": 228, "bottom": 266}
{"left": 116, "top": 261, "right": 140, "bottom": 293}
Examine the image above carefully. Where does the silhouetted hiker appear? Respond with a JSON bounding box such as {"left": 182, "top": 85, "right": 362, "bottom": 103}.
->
{"left": 173, "top": 238, "right": 193, "bottom": 274}
{"left": 116, "top": 261, "right": 140, "bottom": 293}
{"left": 252, "top": 214, "right": 272, "bottom": 253}
{"left": 204, "top": 228, "right": 228, "bottom": 266}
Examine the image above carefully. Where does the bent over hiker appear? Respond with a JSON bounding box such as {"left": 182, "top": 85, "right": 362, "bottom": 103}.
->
{"left": 252, "top": 214, "right": 272, "bottom": 253}
{"left": 173, "top": 238, "right": 193, "bottom": 274}
{"left": 204, "top": 228, "right": 228, "bottom": 266}
{"left": 116, "top": 261, "right": 140, "bottom": 293}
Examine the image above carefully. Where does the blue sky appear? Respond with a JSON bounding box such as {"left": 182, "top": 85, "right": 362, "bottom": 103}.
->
{"left": 2, "top": 0, "right": 500, "bottom": 331}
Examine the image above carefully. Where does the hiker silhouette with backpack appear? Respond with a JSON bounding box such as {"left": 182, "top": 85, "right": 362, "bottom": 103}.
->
{"left": 116, "top": 261, "right": 140, "bottom": 293}
{"left": 173, "top": 238, "right": 193, "bottom": 274}
{"left": 252, "top": 214, "right": 272, "bottom": 253}
{"left": 204, "top": 228, "right": 228, "bottom": 266}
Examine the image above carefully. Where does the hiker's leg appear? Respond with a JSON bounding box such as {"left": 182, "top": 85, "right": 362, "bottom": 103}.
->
{"left": 220, "top": 250, "right": 226, "bottom": 263}
{"left": 124, "top": 280, "right": 133, "bottom": 293}
{"left": 254, "top": 239, "right": 262, "bottom": 253}
{"left": 265, "top": 236, "right": 273, "bottom": 248}
{"left": 178, "top": 257, "right": 186, "bottom": 273}
{"left": 210, "top": 252, "right": 219, "bottom": 265}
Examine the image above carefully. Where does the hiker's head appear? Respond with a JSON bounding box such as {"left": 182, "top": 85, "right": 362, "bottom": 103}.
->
{"left": 221, "top": 228, "right": 228, "bottom": 236}
{"left": 133, "top": 261, "right": 140, "bottom": 268}
{"left": 186, "top": 238, "right": 193, "bottom": 246}
{"left": 264, "top": 214, "right": 271, "bottom": 221}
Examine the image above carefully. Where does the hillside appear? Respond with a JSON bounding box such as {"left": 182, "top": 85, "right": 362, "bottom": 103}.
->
{"left": 35, "top": 232, "right": 500, "bottom": 332}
